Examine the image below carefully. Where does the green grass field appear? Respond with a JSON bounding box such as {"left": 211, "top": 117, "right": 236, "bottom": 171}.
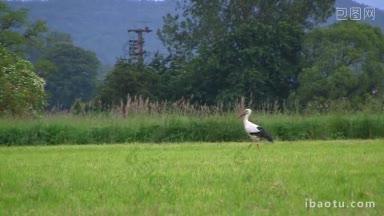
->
{"left": 0, "top": 140, "right": 383, "bottom": 215}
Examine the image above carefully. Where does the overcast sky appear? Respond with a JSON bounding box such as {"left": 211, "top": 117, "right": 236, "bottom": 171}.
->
{"left": 354, "top": 0, "right": 384, "bottom": 9}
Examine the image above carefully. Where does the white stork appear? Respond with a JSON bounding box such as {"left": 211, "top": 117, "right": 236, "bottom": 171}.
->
{"left": 239, "top": 108, "right": 273, "bottom": 148}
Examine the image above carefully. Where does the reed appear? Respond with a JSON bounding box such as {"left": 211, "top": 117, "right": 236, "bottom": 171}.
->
{"left": 1, "top": 111, "right": 383, "bottom": 145}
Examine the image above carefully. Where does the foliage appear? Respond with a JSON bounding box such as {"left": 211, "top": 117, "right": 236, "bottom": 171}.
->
{"left": 157, "top": 0, "right": 335, "bottom": 106}
{"left": 0, "top": 2, "right": 102, "bottom": 110}
{"left": 159, "top": 0, "right": 334, "bottom": 58}
{"left": 0, "top": 1, "right": 47, "bottom": 56}
{"left": 293, "top": 21, "right": 384, "bottom": 111}
{"left": 29, "top": 31, "right": 102, "bottom": 109}
{"left": 43, "top": 43, "right": 100, "bottom": 109}
{"left": 185, "top": 21, "right": 303, "bottom": 106}
{"left": 31, "top": 31, "right": 74, "bottom": 69}
{"left": 0, "top": 141, "right": 383, "bottom": 215}
{"left": 99, "top": 60, "right": 159, "bottom": 106}
{"left": 146, "top": 53, "right": 190, "bottom": 101}
{"left": 0, "top": 46, "right": 45, "bottom": 116}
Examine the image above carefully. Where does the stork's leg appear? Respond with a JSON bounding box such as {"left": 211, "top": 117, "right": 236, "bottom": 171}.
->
{"left": 257, "top": 143, "right": 260, "bottom": 150}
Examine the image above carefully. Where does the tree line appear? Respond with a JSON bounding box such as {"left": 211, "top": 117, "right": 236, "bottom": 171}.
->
{"left": 2, "top": 0, "right": 384, "bottom": 116}
{"left": 101, "top": 0, "right": 384, "bottom": 112}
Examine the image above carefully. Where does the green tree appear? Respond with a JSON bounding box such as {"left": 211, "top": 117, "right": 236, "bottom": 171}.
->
{"left": 34, "top": 31, "right": 74, "bottom": 78}
{"left": 148, "top": 53, "right": 190, "bottom": 101}
{"left": 100, "top": 60, "right": 159, "bottom": 106}
{"left": 293, "top": 21, "right": 384, "bottom": 111}
{"left": 158, "top": 0, "right": 335, "bottom": 107}
{"left": 44, "top": 43, "right": 100, "bottom": 108}
{"left": 159, "top": 0, "right": 334, "bottom": 58}
{"left": 186, "top": 20, "right": 303, "bottom": 105}
{"left": 0, "top": 1, "right": 47, "bottom": 56}
{"left": 0, "top": 46, "right": 45, "bottom": 116}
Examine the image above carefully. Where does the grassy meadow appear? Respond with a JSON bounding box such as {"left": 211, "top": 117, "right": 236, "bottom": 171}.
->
{"left": 0, "top": 140, "right": 383, "bottom": 215}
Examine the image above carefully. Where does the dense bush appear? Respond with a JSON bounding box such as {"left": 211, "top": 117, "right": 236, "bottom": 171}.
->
{"left": 0, "top": 46, "right": 46, "bottom": 116}
{"left": 0, "top": 113, "right": 383, "bottom": 145}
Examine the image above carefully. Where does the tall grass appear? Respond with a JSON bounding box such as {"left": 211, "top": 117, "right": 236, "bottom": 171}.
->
{"left": 1, "top": 96, "right": 383, "bottom": 145}
{"left": 70, "top": 95, "right": 246, "bottom": 117}
{"left": 1, "top": 112, "right": 384, "bottom": 145}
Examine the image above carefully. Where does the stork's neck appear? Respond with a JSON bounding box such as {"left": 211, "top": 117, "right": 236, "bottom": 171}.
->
{"left": 243, "top": 113, "right": 251, "bottom": 124}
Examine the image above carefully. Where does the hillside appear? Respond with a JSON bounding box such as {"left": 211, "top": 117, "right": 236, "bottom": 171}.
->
{"left": 8, "top": 0, "right": 384, "bottom": 65}
{"left": 9, "top": 0, "right": 176, "bottom": 65}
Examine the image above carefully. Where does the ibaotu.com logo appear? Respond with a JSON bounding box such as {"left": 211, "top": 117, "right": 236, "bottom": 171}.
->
{"left": 305, "top": 198, "right": 375, "bottom": 208}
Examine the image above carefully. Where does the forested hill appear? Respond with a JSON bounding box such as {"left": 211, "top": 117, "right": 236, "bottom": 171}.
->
{"left": 8, "top": 0, "right": 176, "bottom": 65}
{"left": 8, "top": 0, "right": 384, "bottom": 65}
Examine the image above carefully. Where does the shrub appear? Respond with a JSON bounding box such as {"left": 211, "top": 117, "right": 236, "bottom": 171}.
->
{"left": 0, "top": 46, "right": 45, "bottom": 116}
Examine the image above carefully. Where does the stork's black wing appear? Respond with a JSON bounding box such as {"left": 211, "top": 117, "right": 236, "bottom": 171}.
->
{"left": 250, "top": 126, "right": 273, "bottom": 142}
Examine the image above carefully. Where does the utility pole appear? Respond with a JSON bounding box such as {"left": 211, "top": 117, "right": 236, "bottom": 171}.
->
{"left": 126, "top": 26, "right": 152, "bottom": 64}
